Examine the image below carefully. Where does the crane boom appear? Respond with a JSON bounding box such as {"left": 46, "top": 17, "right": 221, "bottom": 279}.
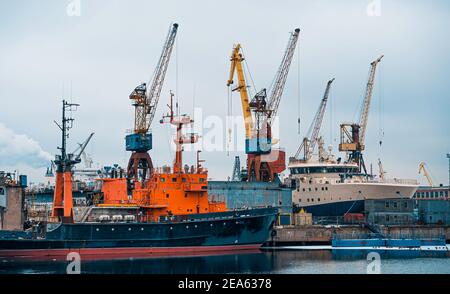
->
{"left": 130, "top": 23, "right": 178, "bottom": 135}
{"left": 267, "top": 28, "right": 300, "bottom": 125}
{"left": 227, "top": 44, "right": 253, "bottom": 141}
{"left": 358, "top": 55, "right": 383, "bottom": 146}
{"left": 419, "top": 162, "right": 434, "bottom": 186}
{"left": 294, "top": 78, "right": 334, "bottom": 160}
{"left": 146, "top": 23, "right": 179, "bottom": 129}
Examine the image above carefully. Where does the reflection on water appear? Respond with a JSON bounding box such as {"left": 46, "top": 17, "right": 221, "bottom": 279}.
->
{"left": 1, "top": 249, "right": 450, "bottom": 274}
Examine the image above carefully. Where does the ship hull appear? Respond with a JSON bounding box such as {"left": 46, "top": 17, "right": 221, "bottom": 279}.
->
{"left": 300, "top": 200, "right": 365, "bottom": 216}
{"left": 293, "top": 182, "right": 418, "bottom": 217}
{"left": 0, "top": 208, "right": 277, "bottom": 259}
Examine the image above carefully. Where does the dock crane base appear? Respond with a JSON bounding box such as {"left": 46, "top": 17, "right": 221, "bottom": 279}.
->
{"left": 247, "top": 149, "right": 286, "bottom": 182}
{"left": 127, "top": 152, "right": 153, "bottom": 183}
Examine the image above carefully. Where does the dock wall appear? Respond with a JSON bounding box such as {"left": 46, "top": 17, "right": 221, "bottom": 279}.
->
{"left": 269, "top": 225, "right": 450, "bottom": 245}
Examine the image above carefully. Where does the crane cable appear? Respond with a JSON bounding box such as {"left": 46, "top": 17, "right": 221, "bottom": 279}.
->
{"left": 227, "top": 86, "right": 232, "bottom": 156}
{"left": 297, "top": 35, "right": 301, "bottom": 136}
{"left": 378, "top": 61, "right": 384, "bottom": 147}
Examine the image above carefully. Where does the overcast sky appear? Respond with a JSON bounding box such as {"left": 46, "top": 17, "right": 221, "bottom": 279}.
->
{"left": 0, "top": 0, "right": 449, "bottom": 185}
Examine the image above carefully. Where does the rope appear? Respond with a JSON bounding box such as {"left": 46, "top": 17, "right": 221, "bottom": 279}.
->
{"left": 297, "top": 36, "right": 301, "bottom": 136}
{"left": 240, "top": 47, "right": 257, "bottom": 96}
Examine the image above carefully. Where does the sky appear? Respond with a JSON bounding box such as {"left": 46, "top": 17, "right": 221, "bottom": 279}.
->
{"left": 0, "top": 0, "right": 449, "bottom": 186}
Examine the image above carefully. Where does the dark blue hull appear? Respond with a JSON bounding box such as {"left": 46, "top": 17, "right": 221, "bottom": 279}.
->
{"left": 0, "top": 208, "right": 277, "bottom": 254}
{"left": 301, "top": 200, "right": 365, "bottom": 217}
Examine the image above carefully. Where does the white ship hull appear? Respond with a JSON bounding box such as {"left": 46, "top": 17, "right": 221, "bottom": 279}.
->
{"left": 288, "top": 160, "right": 419, "bottom": 216}
{"left": 291, "top": 181, "right": 418, "bottom": 216}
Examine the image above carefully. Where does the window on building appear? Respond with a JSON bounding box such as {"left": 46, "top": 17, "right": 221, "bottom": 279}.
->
{"left": 172, "top": 178, "right": 177, "bottom": 182}
{"left": 385, "top": 202, "right": 390, "bottom": 208}
{"left": 393, "top": 202, "right": 398, "bottom": 208}
{"left": 309, "top": 188, "right": 312, "bottom": 192}
{"left": 315, "top": 187, "right": 318, "bottom": 191}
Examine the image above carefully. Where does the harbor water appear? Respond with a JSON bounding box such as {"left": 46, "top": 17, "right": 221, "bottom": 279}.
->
{"left": 1, "top": 248, "right": 449, "bottom": 274}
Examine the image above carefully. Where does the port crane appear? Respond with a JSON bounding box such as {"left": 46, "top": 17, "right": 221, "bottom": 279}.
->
{"left": 418, "top": 162, "right": 434, "bottom": 186}
{"left": 227, "top": 28, "right": 300, "bottom": 182}
{"left": 231, "top": 156, "right": 241, "bottom": 181}
{"left": 293, "top": 78, "right": 335, "bottom": 161}
{"left": 378, "top": 158, "right": 386, "bottom": 180}
{"left": 339, "top": 55, "right": 383, "bottom": 174}
{"left": 126, "top": 23, "right": 178, "bottom": 182}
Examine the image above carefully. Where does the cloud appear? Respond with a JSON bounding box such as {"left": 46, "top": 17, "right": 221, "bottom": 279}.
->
{"left": 0, "top": 122, "right": 53, "bottom": 168}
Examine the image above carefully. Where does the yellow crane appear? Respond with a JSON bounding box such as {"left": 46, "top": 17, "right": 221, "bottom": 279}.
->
{"left": 418, "top": 162, "right": 434, "bottom": 186}
{"left": 227, "top": 44, "right": 254, "bottom": 145}
{"left": 226, "top": 28, "right": 300, "bottom": 182}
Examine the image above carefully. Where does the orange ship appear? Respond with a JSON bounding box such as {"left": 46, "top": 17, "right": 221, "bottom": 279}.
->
{"left": 97, "top": 93, "right": 226, "bottom": 221}
{"left": 1, "top": 96, "right": 277, "bottom": 260}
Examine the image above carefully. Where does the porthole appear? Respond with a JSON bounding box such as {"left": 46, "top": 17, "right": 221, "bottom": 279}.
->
{"left": 210, "top": 223, "right": 213, "bottom": 227}
{"left": 194, "top": 225, "right": 197, "bottom": 228}
{"left": 96, "top": 228, "right": 99, "bottom": 232}
{"left": 128, "top": 228, "right": 131, "bottom": 231}
{"left": 186, "top": 225, "right": 189, "bottom": 229}
{"left": 111, "top": 228, "right": 115, "bottom": 231}
{"left": 141, "top": 228, "right": 144, "bottom": 231}
{"left": 170, "top": 227, "right": 173, "bottom": 230}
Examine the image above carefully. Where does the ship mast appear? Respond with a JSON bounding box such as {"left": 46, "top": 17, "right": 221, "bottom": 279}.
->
{"left": 52, "top": 100, "right": 93, "bottom": 223}
{"left": 160, "top": 92, "right": 198, "bottom": 174}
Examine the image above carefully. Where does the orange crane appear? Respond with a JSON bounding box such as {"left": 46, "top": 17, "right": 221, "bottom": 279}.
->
{"left": 126, "top": 23, "right": 178, "bottom": 183}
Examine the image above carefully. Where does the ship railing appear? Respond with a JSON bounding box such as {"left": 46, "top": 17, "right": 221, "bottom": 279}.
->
{"left": 366, "top": 178, "right": 419, "bottom": 185}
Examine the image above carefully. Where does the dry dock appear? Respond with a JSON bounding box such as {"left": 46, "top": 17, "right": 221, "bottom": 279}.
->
{"left": 267, "top": 225, "right": 450, "bottom": 246}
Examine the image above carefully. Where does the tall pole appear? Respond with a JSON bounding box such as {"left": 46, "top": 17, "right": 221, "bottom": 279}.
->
{"left": 447, "top": 153, "right": 450, "bottom": 188}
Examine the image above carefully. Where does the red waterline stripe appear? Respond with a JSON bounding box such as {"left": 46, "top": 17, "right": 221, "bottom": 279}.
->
{"left": 0, "top": 244, "right": 262, "bottom": 261}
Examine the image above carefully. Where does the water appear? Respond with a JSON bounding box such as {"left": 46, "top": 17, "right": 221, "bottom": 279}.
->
{"left": 1, "top": 249, "right": 450, "bottom": 274}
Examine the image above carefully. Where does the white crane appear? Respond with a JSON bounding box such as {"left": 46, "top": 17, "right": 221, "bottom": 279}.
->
{"left": 339, "top": 55, "right": 383, "bottom": 174}
{"left": 126, "top": 23, "right": 179, "bottom": 181}
{"left": 294, "top": 78, "right": 334, "bottom": 160}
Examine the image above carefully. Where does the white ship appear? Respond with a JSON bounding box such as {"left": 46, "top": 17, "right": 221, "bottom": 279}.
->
{"left": 287, "top": 147, "right": 419, "bottom": 216}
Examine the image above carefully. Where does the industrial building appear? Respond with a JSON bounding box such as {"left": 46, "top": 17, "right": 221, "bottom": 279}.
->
{"left": 364, "top": 198, "right": 416, "bottom": 225}
{"left": 418, "top": 200, "right": 450, "bottom": 225}
{"left": 208, "top": 181, "right": 292, "bottom": 213}
{"left": 0, "top": 172, "right": 27, "bottom": 231}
